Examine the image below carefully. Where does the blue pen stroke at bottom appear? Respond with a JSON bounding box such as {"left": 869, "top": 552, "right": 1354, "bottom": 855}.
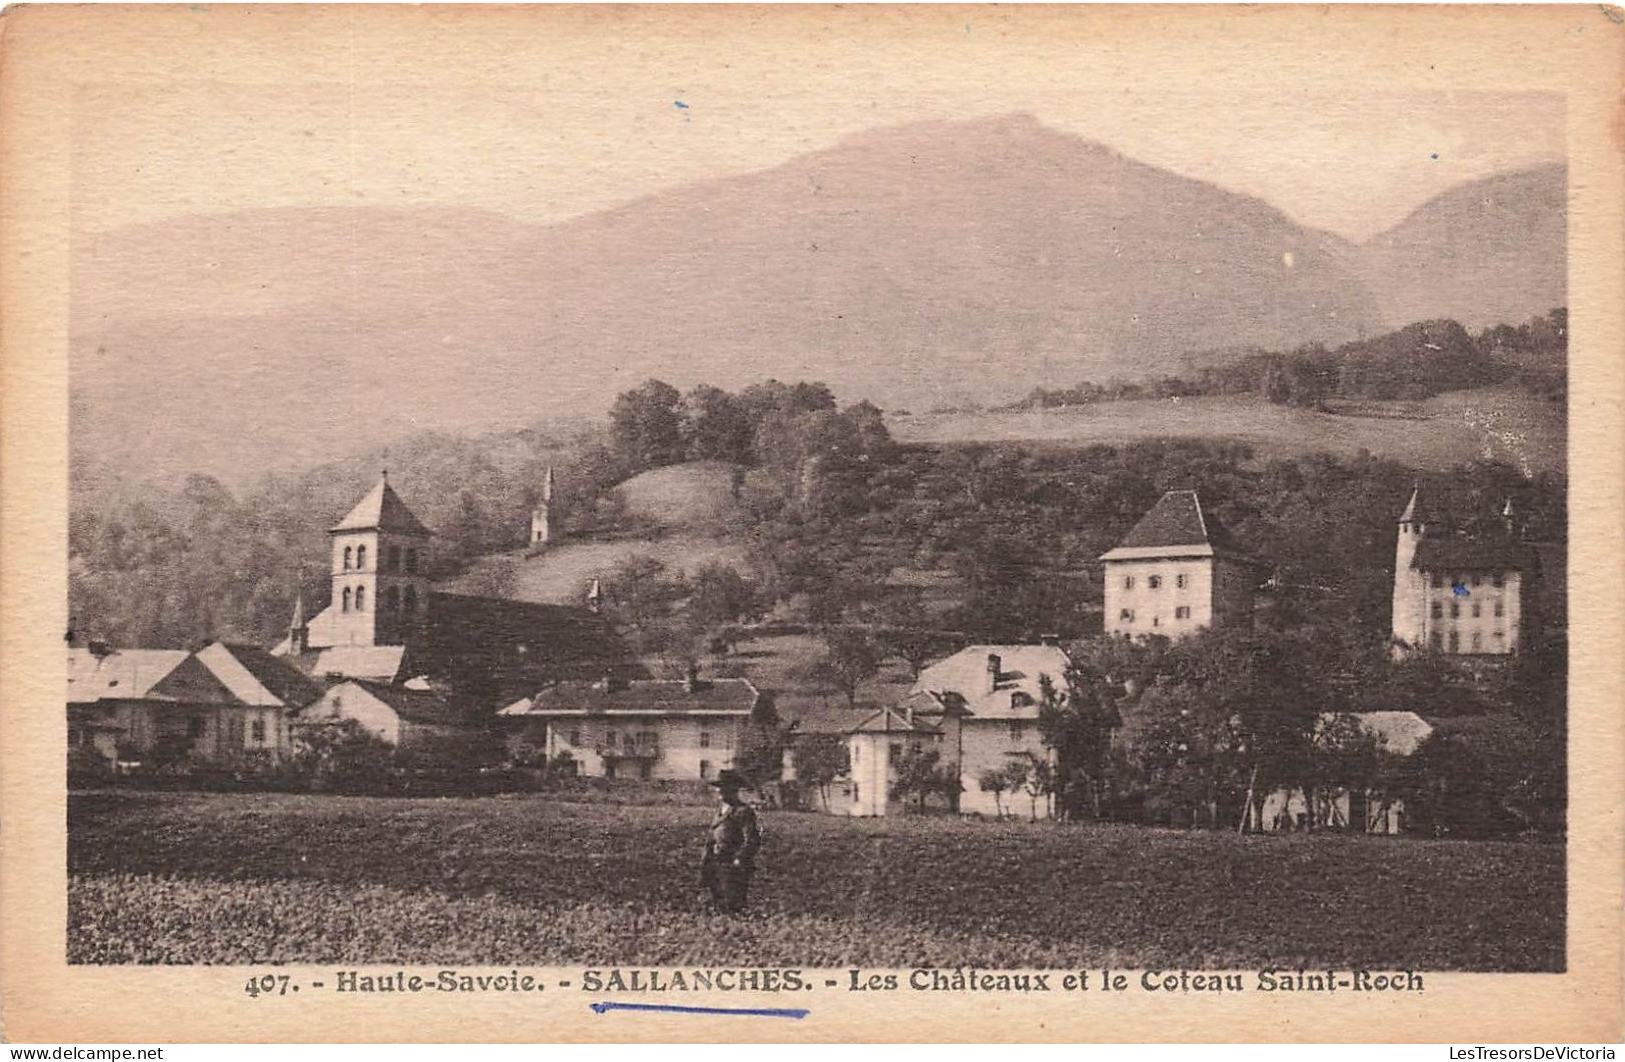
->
{"left": 590, "top": 1001, "right": 810, "bottom": 1020}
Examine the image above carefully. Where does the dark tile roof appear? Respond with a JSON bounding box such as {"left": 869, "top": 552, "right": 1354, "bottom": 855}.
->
{"left": 213, "top": 643, "right": 325, "bottom": 708}
{"left": 849, "top": 705, "right": 941, "bottom": 736}
{"left": 519, "top": 677, "right": 759, "bottom": 715}
{"left": 1103, "top": 490, "right": 1252, "bottom": 558}
{"left": 330, "top": 477, "right": 433, "bottom": 537}
{"left": 410, "top": 592, "right": 635, "bottom": 692}
{"left": 341, "top": 679, "right": 474, "bottom": 727}
{"left": 1412, "top": 533, "right": 1537, "bottom": 572}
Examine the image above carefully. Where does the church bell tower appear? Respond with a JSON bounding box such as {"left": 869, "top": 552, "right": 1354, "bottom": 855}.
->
{"left": 328, "top": 472, "right": 433, "bottom": 647}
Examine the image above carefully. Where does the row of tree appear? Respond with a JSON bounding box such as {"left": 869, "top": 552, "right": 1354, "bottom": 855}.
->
{"left": 1014, "top": 310, "right": 1567, "bottom": 411}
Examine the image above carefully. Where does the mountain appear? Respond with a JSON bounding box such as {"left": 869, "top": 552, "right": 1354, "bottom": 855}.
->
{"left": 75, "top": 114, "right": 1505, "bottom": 485}
{"left": 1359, "top": 163, "right": 1566, "bottom": 330}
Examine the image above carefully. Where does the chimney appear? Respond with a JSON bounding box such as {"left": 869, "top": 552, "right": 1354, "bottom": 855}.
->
{"left": 986, "top": 653, "right": 1002, "bottom": 694}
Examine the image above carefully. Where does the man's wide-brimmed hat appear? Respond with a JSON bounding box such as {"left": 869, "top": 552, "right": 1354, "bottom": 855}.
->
{"left": 709, "top": 769, "right": 748, "bottom": 789}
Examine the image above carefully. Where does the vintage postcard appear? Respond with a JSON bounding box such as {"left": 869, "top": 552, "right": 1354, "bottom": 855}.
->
{"left": 1, "top": 3, "right": 1621, "bottom": 1045}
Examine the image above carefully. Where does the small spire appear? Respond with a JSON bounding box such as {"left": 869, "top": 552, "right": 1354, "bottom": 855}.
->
{"left": 380, "top": 469, "right": 389, "bottom": 487}
{"left": 290, "top": 591, "right": 307, "bottom": 630}
{"left": 543, "top": 465, "right": 555, "bottom": 502}
{"left": 1502, "top": 497, "right": 1516, "bottom": 519}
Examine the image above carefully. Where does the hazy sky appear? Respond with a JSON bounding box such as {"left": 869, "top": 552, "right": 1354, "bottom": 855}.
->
{"left": 68, "top": 9, "right": 1564, "bottom": 243}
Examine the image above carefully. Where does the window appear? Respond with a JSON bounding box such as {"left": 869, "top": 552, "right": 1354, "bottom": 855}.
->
{"left": 605, "top": 732, "right": 618, "bottom": 748}
{"left": 187, "top": 715, "right": 206, "bottom": 739}
{"left": 405, "top": 550, "right": 419, "bottom": 574}
{"left": 1492, "top": 573, "right": 1505, "bottom": 588}
{"left": 640, "top": 730, "right": 657, "bottom": 748}
{"left": 1119, "top": 608, "right": 1134, "bottom": 622}
{"left": 1429, "top": 632, "right": 1442, "bottom": 651}
{"left": 699, "top": 760, "right": 712, "bottom": 780}
{"left": 1011, "top": 691, "right": 1033, "bottom": 709}
{"left": 699, "top": 730, "right": 711, "bottom": 749}
{"left": 1176, "top": 573, "right": 1188, "bottom": 589}
{"left": 384, "top": 586, "right": 400, "bottom": 611}
{"left": 342, "top": 587, "right": 352, "bottom": 612}
{"left": 356, "top": 545, "right": 367, "bottom": 570}
{"left": 354, "top": 585, "right": 366, "bottom": 611}
{"left": 1494, "top": 601, "right": 1504, "bottom": 618}
{"left": 1471, "top": 602, "right": 1481, "bottom": 618}
{"left": 250, "top": 719, "right": 266, "bottom": 745}
{"left": 1471, "top": 632, "right": 1482, "bottom": 652}
{"left": 1147, "top": 575, "right": 1162, "bottom": 590}
{"left": 1175, "top": 606, "right": 1191, "bottom": 620}
{"left": 889, "top": 742, "right": 902, "bottom": 764}
{"left": 567, "top": 729, "right": 581, "bottom": 747}
{"left": 1123, "top": 575, "right": 1135, "bottom": 590}
{"left": 389, "top": 546, "right": 402, "bottom": 572}
{"left": 343, "top": 546, "right": 353, "bottom": 571}
{"left": 404, "top": 586, "right": 418, "bottom": 612}
{"left": 1430, "top": 573, "right": 1444, "bottom": 589}
{"left": 1448, "top": 631, "right": 1460, "bottom": 653}
{"left": 1431, "top": 602, "right": 1443, "bottom": 619}
{"left": 1449, "top": 601, "right": 1459, "bottom": 618}
{"left": 1009, "top": 721, "right": 1026, "bottom": 741}
{"left": 1493, "top": 631, "right": 1505, "bottom": 645}
{"left": 1471, "top": 574, "right": 1482, "bottom": 588}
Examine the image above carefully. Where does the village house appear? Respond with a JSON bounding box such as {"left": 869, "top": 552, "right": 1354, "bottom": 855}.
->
{"left": 1099, "top": 489, "right": 1259, "bottom": 640}
{"left": 497, "top": 670, "right": 760, "bottom": 781}
{"left": 68, "top": 641, "right": 321, "bottom": 767}
{"left": 843, "top": 705, "right": 944, "bottom": 817}
{"left": 1260, "top": 710, "right": 1434, "bottom": 834}
{"left": 900, "top": 643, "right": 1072, "bottom": 818}
{"left": 293, "top": 679, "right": 497, "bottom": 767}
{"left": 1390, "top": 488, "right": 1536, "bottom": 658}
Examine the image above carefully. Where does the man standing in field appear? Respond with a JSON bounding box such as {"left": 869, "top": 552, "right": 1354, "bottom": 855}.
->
{"left": 700, "top": 769, "right": 761, "bottom": 915}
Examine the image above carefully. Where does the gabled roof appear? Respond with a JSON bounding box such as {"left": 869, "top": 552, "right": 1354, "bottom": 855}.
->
{"left": 1099, "top": 490, "right": 1251, "bottom": 562}
{"left": 195, "top": 642, "right": 324, "bottom": 708}
{"left": 503, "top": 677, "right": 759, "bottom": 716}
{"left": 300, "top": 679, "right": 473, "bottom": 728}
{"left": 67, "top": 648, "right": 190, "bottom": 703}
{"left": 313, "top": 645, "right": 410, "bottom": 683}
{"left": 910, "top": 644, "right": 1070, "bottom": 721}
{"left": 848, "top": 704, "right": 940, "bottom": 736}
{"left": 330, "top": 475, "right": 433, "bottom": 537}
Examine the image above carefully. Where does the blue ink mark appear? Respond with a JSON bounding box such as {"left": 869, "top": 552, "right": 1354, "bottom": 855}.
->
{"left": 1452, "top": 582, "right": 1470, "bottom": 597}
{"left": 674, "top": 100, "right": 690, "bottom": 109}
{"left": 591, "top": 1001, "right": 809, "bottom": 1020}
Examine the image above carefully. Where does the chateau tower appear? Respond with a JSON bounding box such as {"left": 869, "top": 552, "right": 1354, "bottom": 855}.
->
{"left": 1390, "top": 487, "right": 1429, "bottom": 653}
{"left": 327, "top": 472, "right": 433, "bottom": 647}
{"left": 530, "top": 466, "right": 555, "bottom": 547}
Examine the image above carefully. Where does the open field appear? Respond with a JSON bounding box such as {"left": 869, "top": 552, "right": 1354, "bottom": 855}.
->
{"left": 69, "top": 791, "right": 1563, "bottom": 969}
{"left": 890, "top": 388, "right": 1565, "bottom": 474}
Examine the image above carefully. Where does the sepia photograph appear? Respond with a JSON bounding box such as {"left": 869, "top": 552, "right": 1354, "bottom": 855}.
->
{"left": 3, "top": 3, "right": 1621, "bottom": 1045}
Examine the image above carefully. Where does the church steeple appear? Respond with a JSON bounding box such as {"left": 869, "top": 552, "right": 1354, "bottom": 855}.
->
{"left": 288, "top": 590, "right": 309, "bottom": 654}
{"left": 530, "top": 466, "right": 556, "bottom": 547}
{"left": 328, "top": 472, "right": 432, "bottom": 647}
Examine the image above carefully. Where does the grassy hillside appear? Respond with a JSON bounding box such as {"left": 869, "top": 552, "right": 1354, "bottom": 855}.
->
{"left": 70, "top": 791, "right": 1562, "bottom": 969}
{"left": 891, "top": 386, "right": 1564, "bottom": 474}
{"left": 438, "top": 462, "right": 752, "bottom": 605}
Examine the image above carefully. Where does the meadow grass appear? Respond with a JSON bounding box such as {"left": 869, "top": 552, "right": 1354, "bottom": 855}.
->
{"left": 69, "top": 791, "right": 1563, "bottom": 969}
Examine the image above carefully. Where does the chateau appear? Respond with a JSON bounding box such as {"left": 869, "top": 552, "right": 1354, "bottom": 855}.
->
{"left": 1098, "top": 489, "right": 1259, "bottom": 640}
{"left": 1390, "top": 488, "right": 1535, "bottom": 657}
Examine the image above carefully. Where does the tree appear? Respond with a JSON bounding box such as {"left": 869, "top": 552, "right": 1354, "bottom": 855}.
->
{"left": 977, "top": 768, "right": 1009, "bottom": 818}
{"left": 889, "top": 746, "right": 957, "bottom": 813}
{"left": 812, "top": 628, "right": 884, "bottom": 709}
{"left": 686, "top": 563, "right": 764, "bottom": 632}
{"left": 609, "top": 379, "right": 686, "bottom": 469}
{"left": 1041, "top": 662, "right": 1121, "bottom": 820}
{"left": 791, "top": 733, "right": 848, "bottom": 811}
{"left": 682, "top": 385, "right": 753, "bottom": 464}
